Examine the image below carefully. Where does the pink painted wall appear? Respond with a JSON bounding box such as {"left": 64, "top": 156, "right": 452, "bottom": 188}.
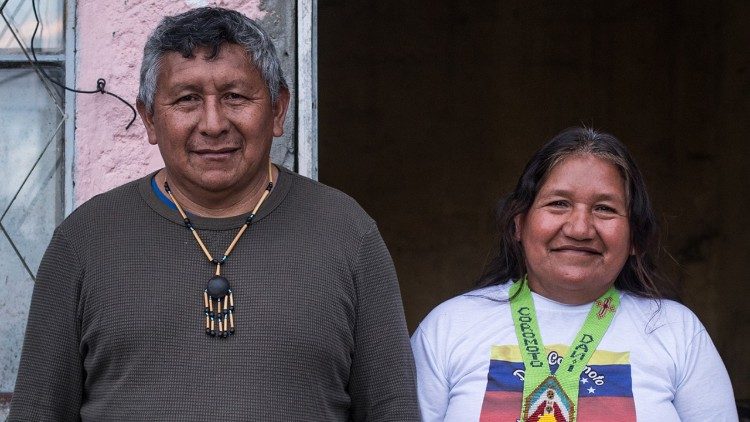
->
{"left": 74, "top": 0, "right": 265, "bottom": 205}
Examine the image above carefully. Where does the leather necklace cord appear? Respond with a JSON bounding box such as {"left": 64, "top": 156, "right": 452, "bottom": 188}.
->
{"left": 163, "top": 162, "right": 274, "bottom": 337}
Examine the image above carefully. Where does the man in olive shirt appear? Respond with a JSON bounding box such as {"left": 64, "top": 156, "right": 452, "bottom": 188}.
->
{"left": 10, "top": 7, "right": 418, "bottom": 421}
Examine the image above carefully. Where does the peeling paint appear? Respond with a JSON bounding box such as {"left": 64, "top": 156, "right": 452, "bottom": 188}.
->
{"left": 185, "top": 0, "right": 209, "bottom": 7}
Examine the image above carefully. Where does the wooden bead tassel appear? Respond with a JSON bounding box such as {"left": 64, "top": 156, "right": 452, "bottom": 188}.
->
{"left": 208, "top": 294, "right": 216, "bottom": 336}
{"left": 203, "top": 290, "right": 211, "bottom": 334}
{"left": 217, "top": 300, "right": 224, "bottom": 336}
{"left": 228, "top": 290, "right": 235, "bottom": 334}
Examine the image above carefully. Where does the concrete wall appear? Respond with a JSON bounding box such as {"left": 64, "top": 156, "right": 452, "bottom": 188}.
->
{"left": 319, "top": 0, "right": 749, "bottom": 401}
{"left": 74, "top": 0, "right": 296, "bottom": 205}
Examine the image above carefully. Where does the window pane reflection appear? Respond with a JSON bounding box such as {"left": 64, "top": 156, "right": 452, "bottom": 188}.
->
{"left": 0, "top": 0, "right": 64, "bottom": 54}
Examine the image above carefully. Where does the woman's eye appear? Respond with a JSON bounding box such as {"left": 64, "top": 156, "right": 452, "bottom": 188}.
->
{"left": 547, "top": 200, "right": 568, "bottom": 208}
{"left": 595, "top": 205, "right": 617, "bottom": 213}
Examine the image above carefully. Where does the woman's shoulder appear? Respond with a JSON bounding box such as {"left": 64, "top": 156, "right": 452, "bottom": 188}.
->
{"left": 619, "top": 292, "right": 706, "bottom": 335}
{"left": 415, "top": 283, "right": 513, "bottom": 335}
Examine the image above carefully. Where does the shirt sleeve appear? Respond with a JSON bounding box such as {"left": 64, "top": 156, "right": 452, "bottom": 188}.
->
{"left": 411, "top": 325, "right": 450, "bottom": 421}
{"left": 8, "top": 227, "right": 85, "bottom": 422}
{"left": 347, "top": 223, "right": 420, "bottom": 421}
{"left": 673, "top": 327, "right": 738, "bottom": 421}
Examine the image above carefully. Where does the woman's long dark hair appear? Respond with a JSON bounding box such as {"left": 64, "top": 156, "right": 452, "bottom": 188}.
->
{"left": 477, "top": 127, "right": 678, "bottom": 300}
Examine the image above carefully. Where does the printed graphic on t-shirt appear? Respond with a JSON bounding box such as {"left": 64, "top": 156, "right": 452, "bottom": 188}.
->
{"left": 479, "top": 344, "right": 635, "bottom": 421}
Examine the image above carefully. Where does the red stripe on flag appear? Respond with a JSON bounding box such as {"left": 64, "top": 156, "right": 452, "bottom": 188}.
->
{"left": 578, "top": 396, "right": 636, "bottom": 420}
{"left": 479, "top": 391, "right": 522, "bottom": 421}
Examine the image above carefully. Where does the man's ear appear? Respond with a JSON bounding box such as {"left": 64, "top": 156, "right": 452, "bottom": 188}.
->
{"left": 513, "top": 214, "right": 525, "bottom": 241}
{"left": 272, "top": 87, "right": 291, "bottom": 137}
{"left": 136, "top": 100, "right": 158, "bottom": 145}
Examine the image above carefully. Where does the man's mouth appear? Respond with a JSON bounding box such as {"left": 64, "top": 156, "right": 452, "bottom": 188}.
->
{"left": 191, "top": 147, "right": 240, "bottom": 158}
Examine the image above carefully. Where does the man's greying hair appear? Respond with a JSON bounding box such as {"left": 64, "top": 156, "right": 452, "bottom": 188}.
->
{"left": 138, "top": 7, "right": 288, "bottom": 113}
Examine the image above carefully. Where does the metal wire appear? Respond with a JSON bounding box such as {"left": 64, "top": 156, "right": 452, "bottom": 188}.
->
{"left": 27, "top": 0, "right": 137, "bottom": 129}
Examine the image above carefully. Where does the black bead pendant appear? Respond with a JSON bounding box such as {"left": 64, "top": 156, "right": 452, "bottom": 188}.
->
{"left": 207, "top": 275, "right": 230, "bottom": 299}
{"left": 203, "top": 276, "right": 236, "bottom": 338}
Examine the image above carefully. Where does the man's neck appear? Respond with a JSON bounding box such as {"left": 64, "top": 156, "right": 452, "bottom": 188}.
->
{"left": 155, "top": 166, "right": 277, "bottom": 218}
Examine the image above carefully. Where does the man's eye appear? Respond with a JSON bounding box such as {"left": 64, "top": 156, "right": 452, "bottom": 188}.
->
{"left": 226, "top": 93, "right": 245, "bottom": 100}
{"left": 177, "top": 94, "right": 198, "bottom": 103}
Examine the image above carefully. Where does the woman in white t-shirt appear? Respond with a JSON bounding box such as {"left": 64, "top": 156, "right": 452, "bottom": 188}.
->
{"left": 412, "top": 127, "right": 737, "bottom": 422}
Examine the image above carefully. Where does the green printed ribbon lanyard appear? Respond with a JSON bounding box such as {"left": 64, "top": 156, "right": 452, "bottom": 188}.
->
{"left": 509, "top": 277, "right": 620, "bottom": 422}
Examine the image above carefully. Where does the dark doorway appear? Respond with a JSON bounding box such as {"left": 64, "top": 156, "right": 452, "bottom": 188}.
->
{"left": 318, "top": 1, "right": 749, "bottom": 400}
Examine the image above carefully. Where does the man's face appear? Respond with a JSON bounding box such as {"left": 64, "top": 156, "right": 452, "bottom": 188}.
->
{"left": 139, "top": 43, "right": 289, "bottom": 196}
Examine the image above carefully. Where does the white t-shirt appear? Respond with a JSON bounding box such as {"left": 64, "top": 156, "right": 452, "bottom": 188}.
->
{"left": 411, "top": 283, "right": 737, "bottom": 421}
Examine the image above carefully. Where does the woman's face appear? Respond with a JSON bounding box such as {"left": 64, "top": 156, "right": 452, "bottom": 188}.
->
{"left": 515, "top": 154, "right": 631, "bottom": 304}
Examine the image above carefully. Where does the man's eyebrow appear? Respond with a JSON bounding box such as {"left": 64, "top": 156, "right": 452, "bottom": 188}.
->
{"left": 165, "top": 82, "right": 202, "bottom": 93}
{"left": 163, "top": 79, "right": 261, "bottom": 94}
{"left": 216, "top": 79, "right": 263, "bottom": 91}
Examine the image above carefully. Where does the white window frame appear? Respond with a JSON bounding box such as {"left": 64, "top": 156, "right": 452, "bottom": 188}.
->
{"left": 64, "top": 0, "right": 75, "bottom": 215}
{"left": 296, "top": 0, "right": 317, "bottom": 180}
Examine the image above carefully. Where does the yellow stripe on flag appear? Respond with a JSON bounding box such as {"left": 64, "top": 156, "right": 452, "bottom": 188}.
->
{"left": 490, "top": 344, "right": 630, "bottom": 365}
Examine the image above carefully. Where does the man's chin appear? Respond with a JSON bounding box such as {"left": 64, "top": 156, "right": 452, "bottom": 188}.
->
{"left": 166, "top": 164, "right": 266, "bottom": 194}
{"left": 195, "top": 175, "right": 239, "bottom": 193}
{"left": 168, "top": 169, "right": 236, "bottom": 193}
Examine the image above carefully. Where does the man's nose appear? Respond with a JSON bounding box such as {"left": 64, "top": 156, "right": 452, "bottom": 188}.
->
{"left": 199, "top": 97, "right": 230, "bottom": 137}
{"left": 562, "top": 206, "right": 595, "bottom": 240}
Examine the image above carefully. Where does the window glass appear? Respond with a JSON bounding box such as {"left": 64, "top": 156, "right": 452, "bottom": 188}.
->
{"left": 0, "top": 0, "right": 64, "bottom": 54}
{"left": 0, "top": 67, "right": 64, "bottom": 269}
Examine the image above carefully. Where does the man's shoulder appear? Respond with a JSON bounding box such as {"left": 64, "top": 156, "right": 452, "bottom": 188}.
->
{"left": 59, "top": 174, "right": 150, "bottom": 232}
{"left": 280, "top": 168, "right": 376, "bottom": 230}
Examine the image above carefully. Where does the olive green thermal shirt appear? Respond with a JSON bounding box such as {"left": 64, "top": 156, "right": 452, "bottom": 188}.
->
{"left": 9, "top": 167, "right": 419, "bottom": 421}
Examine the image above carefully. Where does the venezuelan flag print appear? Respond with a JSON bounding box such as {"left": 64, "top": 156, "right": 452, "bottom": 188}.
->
{"left": 479, "top": 345, "right": 635, "bottom": 421}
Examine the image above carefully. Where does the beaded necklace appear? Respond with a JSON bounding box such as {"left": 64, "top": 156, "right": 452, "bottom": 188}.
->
{"left": 509, "top": 277, "right": 619, "bottom": 421}
{"left": 163, "top": 163, "right": 274, "bottom": 338}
